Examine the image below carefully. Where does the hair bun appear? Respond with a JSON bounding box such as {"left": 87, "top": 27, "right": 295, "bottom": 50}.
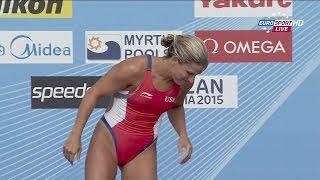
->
{"left": 161, "top": 34, "right": 175, "bottom": 48}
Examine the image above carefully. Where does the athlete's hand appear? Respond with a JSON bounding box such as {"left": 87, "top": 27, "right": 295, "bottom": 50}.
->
{"left": 177, "top": 135, "right": 193, "bottom": 164}
{"left": 63, "top": 132, "right": 82, "bottom": 165}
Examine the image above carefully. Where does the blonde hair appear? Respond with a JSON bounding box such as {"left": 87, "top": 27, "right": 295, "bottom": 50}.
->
{"left": 161, "top": 34, "right": 208, "bottom": 66}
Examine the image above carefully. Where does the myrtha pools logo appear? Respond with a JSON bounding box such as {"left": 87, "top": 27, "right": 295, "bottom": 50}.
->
{"left": 86, "top": 31, "right": 182, "bottom": 64}
{"left": 86, "top": 34, "right": 121, "bottom": 61}
{"left": 0, "top": 31, "right": 73, "bottom": 64}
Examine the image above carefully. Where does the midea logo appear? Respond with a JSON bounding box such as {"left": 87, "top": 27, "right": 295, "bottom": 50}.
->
{"left": 10, "top": 35, "right": 71, "bottom": 59}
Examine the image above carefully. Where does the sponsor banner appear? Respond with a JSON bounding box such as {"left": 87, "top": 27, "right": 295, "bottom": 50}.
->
{"left": 184, "top": 76, "right": 238, "bottom": 108}
{"left": 196, "top": 30, "right": 292, "bottom": 62}
{"left": 195, "top": 0, "right": 292, "bottom": 17}
{"left": 0, "top": 0, "right": 72, "bottom": 18}
{"left": 86, "top": 31, "right": 182, "bottom": 64}
{"left": 0, "top": 31, "right": 73, "bottom": 64}
{"left": 31, "top": 76, "right": 111, "bottom": 109}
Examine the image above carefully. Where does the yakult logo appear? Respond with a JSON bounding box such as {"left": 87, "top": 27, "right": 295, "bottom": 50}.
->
{"left": 195, "top": 0, "right": 293, "bottom": 17}
{"left": 196, "top": 30, "right": 292, "bottom": 62}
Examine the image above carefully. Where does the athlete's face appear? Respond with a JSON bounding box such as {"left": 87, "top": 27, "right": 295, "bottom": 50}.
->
{"left": 171, "top": 59, "right": 207, "bottom": 85}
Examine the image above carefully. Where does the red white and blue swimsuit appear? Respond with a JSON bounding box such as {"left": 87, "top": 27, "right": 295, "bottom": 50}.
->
{"left": 101, "top": 55, "right": 180, "bottom": 166}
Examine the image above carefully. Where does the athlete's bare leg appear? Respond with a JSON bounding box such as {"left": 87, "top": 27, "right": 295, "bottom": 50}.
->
{"left": 120, "top": 143, "right": 157, "bottom": 180}
{"left": 85, "top": 120, "right": 118, "bottom": 180}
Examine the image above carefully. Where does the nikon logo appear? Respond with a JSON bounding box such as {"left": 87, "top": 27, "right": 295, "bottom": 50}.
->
{"left": 0, "top": 0, "right": 72, "bottom": 18}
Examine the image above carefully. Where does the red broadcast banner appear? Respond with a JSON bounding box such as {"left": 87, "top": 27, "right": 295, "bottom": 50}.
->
{"left": 196, "top": 30, "right": 292, "bottom": 63}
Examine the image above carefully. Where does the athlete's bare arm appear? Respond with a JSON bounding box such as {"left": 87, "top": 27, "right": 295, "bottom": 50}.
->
{"left": 167, "top": 83, "right": 194, "bottom": 164}
{"left": 71, "top": 57, "right": 145, "bottom": 136}
{"left": 167, "top": 83, "right": 193, "bottom": 137}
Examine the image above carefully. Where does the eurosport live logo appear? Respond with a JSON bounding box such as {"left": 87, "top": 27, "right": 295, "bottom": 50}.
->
{"left": 258, "top": 15, "right": 303, "bottom": 33}
{"left": 85, "top": 31, "right": 182, "bottom": 64}
{"left": 0, "top": 31, "right": 72, "bottom": 64}
{"left": 196, "top": 30, "right": 292, "bottom": 63}
{"left": 31, "top": 76, "right": 111, "bottom": 109}
{"left": 195, "top": 0, "right": 293, "bottom": 17}
{"left": 0, "top": 0, "right": 72, "bottom": 18}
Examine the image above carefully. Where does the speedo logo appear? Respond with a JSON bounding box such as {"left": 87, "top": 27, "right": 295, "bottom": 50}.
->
{"left": 140, "top": 92, "right": 153, "bottom": 99}
{"left": 32, "top": 83, "right": 91, "bottom": 102}
{"left": 0, "top": 0, "right": 72, "bottom": 18}
{"left": 31, "top": 76, "right": 110, "bottom": 109}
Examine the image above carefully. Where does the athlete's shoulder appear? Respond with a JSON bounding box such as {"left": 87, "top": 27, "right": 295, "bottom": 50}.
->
{"left": 114, "top": 55, "right": 147, "bottom": 75}
{"left": 92, "top": 56, "right": 148, "bottom": 95}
